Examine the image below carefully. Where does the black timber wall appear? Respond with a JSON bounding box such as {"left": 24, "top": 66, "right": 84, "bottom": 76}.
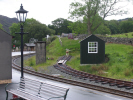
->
{"left": 0, "top": 29, "right": 12, "bottom": 80}
{"left": 80, "top": 35, "right": 105, "bottom": 64}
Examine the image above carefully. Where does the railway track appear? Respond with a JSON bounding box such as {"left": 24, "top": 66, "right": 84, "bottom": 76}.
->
{"left": 12, "top": 54, "right": 133, "bottom": 99}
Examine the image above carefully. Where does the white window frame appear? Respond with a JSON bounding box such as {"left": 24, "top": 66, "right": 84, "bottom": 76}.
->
{"left": 88, "top": 42, "right": 98, "bottom": 53}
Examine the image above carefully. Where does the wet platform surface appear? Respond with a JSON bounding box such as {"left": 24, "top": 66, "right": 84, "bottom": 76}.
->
{"left": 0, "top": 52, "right": 131, "bottom": 100}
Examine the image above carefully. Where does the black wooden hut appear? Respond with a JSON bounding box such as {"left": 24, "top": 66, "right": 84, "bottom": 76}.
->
{"left": 0, "top": 29, "right": 12, "bottom": 84}
{"left": 80, "top": 34, "right": 105, "bottom": 64}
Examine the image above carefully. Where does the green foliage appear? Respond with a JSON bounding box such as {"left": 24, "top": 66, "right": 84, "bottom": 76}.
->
{"left": 24, "top": 56, "right": 35, "bottom": 67}
{"left": 120, "top": 20, "right": 133, "bottom": 33}
{"left": 25, "top": 37, "right": 133, "bottom": 80}
{"left": 29, "top": 58, "right": 35, "bottom": 66}
{"left": 68, "top": 20, "right": 87, "bottom": 34}
{"left": 107, "top": 32, "right": 133, "bottom": 38}
{"left": 104, "top": 20, "right": 120, "bottom": 34}
{"left": 93, "top": 24, "right": 111, "bottom": 35}
{"left": 45, "top": 36, "right": 57, "bottom": 45}
{"left": 0, "top": 15, "right": 18, "bottom": 33}
{"left": 10, "top": 23, "right": 21, "bottom": 47}
{"left": 47, "top": 37, "right": 80, "bottom": 56}
{"left": 66, "top": 43, "right": 133, "bottom": 80}
{"left": 24, "top": 37, "right": 80, "bottom": 70}
{"left": 68, "top": 14, "right": 111, "bottom": 35}
{"left": 104, "top": 44, "right": 133, "bottom": 79}
{"left": 0, "top": 23, "right": 3, "bottom": 30}
{"left": 69, "top": 0, "right": 129, "bottom": 35}
{"left": 124, "top": 69, "right": 131, "bottom": 76}
{"left": 48, "top": 18, "right": 72, "bottom": 35}
{"left": 10, "top": 18, "right": 55, "bottom": 47}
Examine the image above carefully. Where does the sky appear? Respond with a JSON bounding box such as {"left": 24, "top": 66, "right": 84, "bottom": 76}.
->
{"left": 0, "top": 0, "right": 133, "bottom": 25}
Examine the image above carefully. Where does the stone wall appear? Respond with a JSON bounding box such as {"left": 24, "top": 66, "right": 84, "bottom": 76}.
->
{"left": 76, "top": 34, "right": 133, "bottom": 45}
{"left": 99, "top": 37, "right": 133, "bottom": 45}
{"left": 75, "top": 34, "right": 88, "bottom": 40}
{"left": 36, "top": 42, "right": 46, "bottom": 65}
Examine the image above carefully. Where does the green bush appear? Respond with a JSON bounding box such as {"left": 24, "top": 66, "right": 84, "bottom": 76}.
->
{"left": 51, "top": 36, "right": 57, "bottom": 42}
{"left": 42, "top": 38, "right": 46, "bottom": 42}
{"left": 125, "top": 33, "right": 128, "bottom": 36}
{"left": 124, "top": 69, "right": 131, "bottom": 76}
{"left": 29, "top": 59, "right": 34, "bottom": 66}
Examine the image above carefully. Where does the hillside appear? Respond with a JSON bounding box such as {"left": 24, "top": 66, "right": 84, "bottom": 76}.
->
{"left": 0, "top": 15, "right": 18, "bottom": 33}
{"left": 24, "top": 37, "right": 133, "bottom": 81}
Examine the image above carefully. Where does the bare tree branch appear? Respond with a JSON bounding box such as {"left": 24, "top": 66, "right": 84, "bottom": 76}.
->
{"left": 103, "top": 0, "right": 117, "bottom": 19}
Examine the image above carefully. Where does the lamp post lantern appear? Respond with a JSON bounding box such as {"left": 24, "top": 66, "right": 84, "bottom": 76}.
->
{"left": 15, "top": 4, "right": 28, "bottom": 78}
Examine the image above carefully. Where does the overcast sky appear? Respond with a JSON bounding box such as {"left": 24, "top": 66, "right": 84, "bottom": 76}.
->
{"left": 0, "top": 0, "right": 133, "bottom": 25}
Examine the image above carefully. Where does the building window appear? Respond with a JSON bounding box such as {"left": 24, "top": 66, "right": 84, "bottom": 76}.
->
{"left": 88, "top": 42, "right": 98, "bottom": 53}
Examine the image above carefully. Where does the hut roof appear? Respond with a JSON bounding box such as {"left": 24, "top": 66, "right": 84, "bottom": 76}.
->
{"left": 25, "top": 43, "right": 35, "bottom": 47}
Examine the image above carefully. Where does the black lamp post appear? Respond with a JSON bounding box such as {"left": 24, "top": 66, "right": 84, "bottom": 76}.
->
{"left": 15, "top": 4, "right": 28, "bottom": 78}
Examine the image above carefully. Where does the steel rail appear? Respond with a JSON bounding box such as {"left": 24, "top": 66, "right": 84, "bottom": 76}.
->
{"left": 12, "top": 54, "right": 133, "bottom": 99}
{"left": 56, "top": 56, "right": 133, "bottom": 87}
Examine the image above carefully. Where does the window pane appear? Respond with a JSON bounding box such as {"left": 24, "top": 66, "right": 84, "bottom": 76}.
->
{"left": 88, "top": 42, "right": 98, "bottom": 53}
{"left": 89, "top": 48, "right": 92, "bottom": 52}
{"left": 92, "top": 48, "right": 95, "bottom": 52}
{"left": 95, "top": 48, "right": 96, "bottom": 52}
{"left": 89, "top": 43, "right": 92, "bottom": 47}
{"left": 95, "top": 42, "right": 97, "bottom": 47}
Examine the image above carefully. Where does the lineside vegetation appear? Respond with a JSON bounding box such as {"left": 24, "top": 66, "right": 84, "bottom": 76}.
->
{"left": 24, "top": 37, "right": 133, "bottom": 81}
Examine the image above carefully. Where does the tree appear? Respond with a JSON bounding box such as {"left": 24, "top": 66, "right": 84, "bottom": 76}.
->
{"left": 10, "top": 18, "right": 55, "bottom": 47}
{"left": 68, "top": 20, "right": 87, "bottom": 34}
{"left": 120, "top": 20, "right": 133, "bottom": 33}
{"left": 48, "top": 18, "right": 72, "bottom": 35}
{"left": 68, "top": 14, "right": 105, "bottom": 34}
{"left": 10, "top": 23, "right": 21, "bottom": 47}
{"left": 69, "top": 0, "right": 130, "bottom": 35}
{"left": 104, "top": 20, "right": 120, "bottom": 34}
{"left": 93, "top": 23, "right": 111, "bottom": 35}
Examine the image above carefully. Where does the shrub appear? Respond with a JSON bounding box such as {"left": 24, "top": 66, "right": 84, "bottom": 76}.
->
{"left": 91, "top": 66, "right": 98, "bottom": 71}
{"left": 51, "top": 36, "right": 57, "bottom": 42}
{"left": 46, "top": 36, "right": 57, "bottom": 45}
{"left": 124, "top": 69, "right": 131, "bottom": 76}
{"left": 29, "top": 59, "right": 34, "bottom": 66}
{"left": 98, "top": 70, "right": 104, "bottom": 75}
{"left": 125, "top": 33, "right": 128, "bottom": 36}
{"left": 98, "top": 65, "right": 108, "bottom": 71}
{"left": 42, "top": 38, "right": 46, "bottom": 42}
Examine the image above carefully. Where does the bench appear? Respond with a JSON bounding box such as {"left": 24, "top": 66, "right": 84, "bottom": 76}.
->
{"left": 5, "top": 77, "right": 69, "bottom": 100}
